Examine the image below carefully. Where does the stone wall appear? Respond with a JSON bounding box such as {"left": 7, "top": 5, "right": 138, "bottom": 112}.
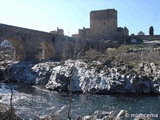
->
{"left": 78, "top": 28, "right": 91, "bottom": 39}
{"left": 128, "top": 35, "right": 160, "bottom": 43}
{"left": 72, "top": 9, "right": 128, "bottom": 42}
{"left": 136, "top": 35, "right": 160, "bottom": 40}
{"left": 90, "top": 9, "right": 117, "bottom": 38}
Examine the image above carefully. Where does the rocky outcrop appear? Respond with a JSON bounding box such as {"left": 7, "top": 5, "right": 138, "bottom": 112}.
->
{"left": 0, "top": 103, "right": 21, "bottom": 120}
{"left": 6, "top": 61, "right": 58, "bottom": 84}
{"left": 6, "top": 60, "right": 160, "bottom": 94}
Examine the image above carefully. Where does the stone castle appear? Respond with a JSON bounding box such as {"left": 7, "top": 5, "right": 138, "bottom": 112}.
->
{"left": 72, "top": 9, "right": 129, "bottom": 43}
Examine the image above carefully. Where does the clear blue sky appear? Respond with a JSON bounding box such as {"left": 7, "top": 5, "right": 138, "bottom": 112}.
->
{"left": 0, "top": 0, "right": 159, "bottom": 36}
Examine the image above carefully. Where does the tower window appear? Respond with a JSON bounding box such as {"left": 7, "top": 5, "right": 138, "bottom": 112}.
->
{"left": 104, "top": 22, "right": 105, "bottom": 25}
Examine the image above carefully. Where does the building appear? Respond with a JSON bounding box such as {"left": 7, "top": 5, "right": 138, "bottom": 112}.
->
{"left": 138, "top": 31, "right": 145, "bottom": 35}
{"left": 50, "top": 27, "right": 64, "bottom": 35}
{"left": 72, "top": 9, "right": 129, "bottom": 43}
{"left": 90, "top": 9, "right": 117, "bottom": 39}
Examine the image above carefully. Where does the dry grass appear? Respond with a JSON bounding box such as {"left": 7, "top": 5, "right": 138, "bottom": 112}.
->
{"left": 82, "top": 44, "right": 160, "bottom": 68}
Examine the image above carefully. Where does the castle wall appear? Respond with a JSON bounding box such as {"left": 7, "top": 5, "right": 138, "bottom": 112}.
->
{"left": 79, "top": 28, "right": 91, "bottom": 40}
{"left": 72, "top": 9, "right": 129, "bottom": 42}
{"left": 71, "top": 34, "right": 79, "bottom": 38}
{"left": 90, "top": 9, "right": 117, "bottom": 38}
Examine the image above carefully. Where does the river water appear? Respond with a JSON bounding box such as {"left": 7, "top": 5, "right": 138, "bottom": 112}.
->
{"left": 0, "top": 83, "right": 160, "bottom": 120}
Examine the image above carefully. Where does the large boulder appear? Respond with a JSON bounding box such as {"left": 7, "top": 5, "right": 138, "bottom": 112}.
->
{"left": 6, "top": 61, "right": 59, "bottom": 85}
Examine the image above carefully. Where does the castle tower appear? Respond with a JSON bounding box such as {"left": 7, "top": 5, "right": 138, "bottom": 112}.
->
{"left": 90, "top": 9, "right": 117, "bottom": 39}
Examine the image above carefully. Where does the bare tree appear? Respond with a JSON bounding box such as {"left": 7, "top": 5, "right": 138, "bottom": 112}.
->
{"left": 3, "top": 65, "right": 14, "bottom": 120}
{"left": 67, "top": 39, "right": 89, "bottom": 120}
{"left": 67, "top": 39, "right": 79, "bottom": 120}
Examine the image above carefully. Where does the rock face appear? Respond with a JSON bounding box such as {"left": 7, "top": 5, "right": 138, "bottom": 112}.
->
{"left": 0, "top": 103, "right": 21, "bottom": 120}
{"left": 6, "top": 61, "right": 57, "bottom": 84}
{"left": 7, "top": 60, "right": 160, "bottom": 94}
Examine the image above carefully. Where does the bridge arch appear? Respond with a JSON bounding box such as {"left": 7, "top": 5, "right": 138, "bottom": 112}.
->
{"left": 0, "top": 36, "right": 26, "bottom": 61}
{"left": 36, "top": 41, "right": 55, "bottom": 60}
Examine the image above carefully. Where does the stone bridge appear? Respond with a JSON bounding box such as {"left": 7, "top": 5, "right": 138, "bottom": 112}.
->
{"left": 0, "top": 23, "right": 115, "bottom": 61}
